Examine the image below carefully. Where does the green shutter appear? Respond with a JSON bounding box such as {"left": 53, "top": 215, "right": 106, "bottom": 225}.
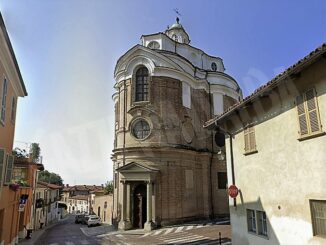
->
{"left": 5, "top": 155, "right": 14, "bottom": 184}
{"left": 0, "top": 149, "right": 5, "bottom": 185}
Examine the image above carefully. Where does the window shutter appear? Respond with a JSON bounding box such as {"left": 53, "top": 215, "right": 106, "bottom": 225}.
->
{"left": 5, "top": 155, "right": 14, "bottom": 184}
{"left": 249, "top": 127, "right": 256, "bottom": 151}
{"left": 305, "top": 89, "right": 321, "bottom": 133}
{"left": 244, "top": 128, "right": 249, "bottom": 152}
{"left": 244, "top": 126, "right": 256, "bottom": 153}
{"left": 311, "top": 200, "right": 326, "bottom": 236}
{"left": 296, "top": 94, "right": 308, "bottom": 136}
{"left": 0, "top": 149, "right": 5, "bottom": 185}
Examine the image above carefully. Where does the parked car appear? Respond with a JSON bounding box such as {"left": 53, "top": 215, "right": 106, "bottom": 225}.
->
{"left": 75, "top": 214, "right": 85, "bottom": 224}
{"left": 87, "top": 215, "right": 101, "bottom": 227}
{"left": 81, "top": 215, "right": 90, "bottom": 224}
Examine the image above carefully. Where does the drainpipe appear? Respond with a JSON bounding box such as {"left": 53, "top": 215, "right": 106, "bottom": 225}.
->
{"left": 123, "top": 81, "right": 127, "bottom": 166}
{"left": 214, "top": 123, "right": 236, "bottom": 207}
{"left": 208, "top": 77, "right": 215, "bottom": 219}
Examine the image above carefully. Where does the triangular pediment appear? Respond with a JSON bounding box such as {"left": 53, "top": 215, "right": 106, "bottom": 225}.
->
{"left": 117, "top": 162, "right": 159, "bottom": 173}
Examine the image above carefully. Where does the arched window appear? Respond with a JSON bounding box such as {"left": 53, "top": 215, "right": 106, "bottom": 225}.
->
{"left": 135, "top": 67, "right": 149, "bottom": 102}
{"left": 147, "top": 41, "right": 160, "bottom": 49}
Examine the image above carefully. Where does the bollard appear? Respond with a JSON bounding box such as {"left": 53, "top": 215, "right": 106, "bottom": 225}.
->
{"left": 219, "top": 232, "right": 222, "bottom": 245}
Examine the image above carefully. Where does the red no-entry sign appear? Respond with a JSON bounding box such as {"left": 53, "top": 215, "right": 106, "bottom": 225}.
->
{"left": 228, "top": 185, "right": 239, "bottom": 198}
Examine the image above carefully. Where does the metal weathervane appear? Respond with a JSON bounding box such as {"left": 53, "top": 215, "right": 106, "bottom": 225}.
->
{"left": 173, "top": 8, "right": 182, "bottom": 17}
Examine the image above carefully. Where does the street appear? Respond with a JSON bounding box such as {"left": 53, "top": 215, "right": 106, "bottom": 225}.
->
{"left": 101, "top": 220, "right": 232, "bottom": 245}
{"left": 35, "top": 215, "right": 101, "bottom": 245}
{"left": 34, "top": 215, "right": 231, "bottom": 245}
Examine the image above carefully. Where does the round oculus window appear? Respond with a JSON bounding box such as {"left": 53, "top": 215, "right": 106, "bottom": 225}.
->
{"left": 132, "top": 119, "right": 150, "bottom": 139}
{"left": 211, "top": 62, "right": 217, "bottom": 71}
{"left": 147, "top": 41, "right": 160, "bottom": 49}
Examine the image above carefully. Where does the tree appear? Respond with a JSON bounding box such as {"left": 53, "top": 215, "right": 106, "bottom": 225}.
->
{"left": 38, "top": 170, "right": 63, "bottom": 186}
{"left": 104, "top": 181, "right": 113, "bottom": 194}
{"left": 30, "top": 143, "right": 41, "bottom": 163}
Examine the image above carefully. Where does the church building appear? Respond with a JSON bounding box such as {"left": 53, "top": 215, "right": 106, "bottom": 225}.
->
{"left": 112, "top": 18, "right": 242, "bottom": 230}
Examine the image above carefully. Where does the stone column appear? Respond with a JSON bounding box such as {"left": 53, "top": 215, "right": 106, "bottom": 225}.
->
{"left": 144, "top": 181, "right": 153, "bottom": 231}
{"left": 126, "top": 183, "right": 131, "bottom": 222}
{"left": 118, "top": 181, "right": 132, "bottom": 230}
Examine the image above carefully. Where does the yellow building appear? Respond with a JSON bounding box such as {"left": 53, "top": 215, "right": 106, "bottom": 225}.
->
{"left": 205, "top": 43, "right": 326, "bottom": 245}
{"left": 0, "top": 12, "right": 28, "bottom": 245}
{"left": 91, "top": 190, "right": 113, "bottom": 224}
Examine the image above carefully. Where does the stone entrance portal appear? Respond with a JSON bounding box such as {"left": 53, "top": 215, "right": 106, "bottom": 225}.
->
{"left": 116, "top": 162, "right": 158, "bottom": 231}
{"left": 133, "top": 184, "right": 146, "bottom": 229}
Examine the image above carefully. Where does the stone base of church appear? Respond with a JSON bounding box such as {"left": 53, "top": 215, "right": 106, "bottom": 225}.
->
{"left": 144, "top": 221, "right": 154, "bottom": 231}
{"left": 118, "top": 220, "right": 132, "bottom": 230}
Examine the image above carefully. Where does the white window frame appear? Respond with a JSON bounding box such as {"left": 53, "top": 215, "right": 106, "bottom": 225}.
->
{"left": 257, "top": 211, "right": 268, "bottom": 236}
{"left": 182, "top": 82, "right": 191, "bottom": 109}
{"left": 213, "top": 93, "right": 223, "bottom": 115}
{"left": 247, "top": 209, "right": 268, "bottom": 238}
{"left": 1, "top": 77, "right": 8, "bottom": 125}
{"left": 247, "top": 209, "right": 256, "bottom": 233}
{"left": 10, "top": 96, "right": 16, "bottom": 124}
{"left": 310, "top": 200, "right": 326, "bottom": 237}
{"left": 0, "top": 148, "right": 5, "bottom": 186}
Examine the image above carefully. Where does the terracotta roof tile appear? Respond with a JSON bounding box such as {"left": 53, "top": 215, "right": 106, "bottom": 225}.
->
{"left": 37, "top": 181, "right": 62, "bottom": 189}
{"left": 204, "top": 42, "right": 326, "bottom": 127}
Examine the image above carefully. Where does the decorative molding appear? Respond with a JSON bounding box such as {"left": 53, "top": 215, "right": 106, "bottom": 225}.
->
{"left": 114, "top": 45, "right": 241, "bottom": 101}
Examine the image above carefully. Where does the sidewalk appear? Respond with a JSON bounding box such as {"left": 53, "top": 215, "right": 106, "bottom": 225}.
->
{"left": 80, "top": 224, "right": 116, "bottom": 237}
{"left": 19, "top": 216, "right": 69, "bottom": 245}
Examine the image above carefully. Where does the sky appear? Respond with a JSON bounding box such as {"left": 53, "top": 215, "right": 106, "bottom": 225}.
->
{"left": 0, "top": 0, "right": 325, "bottom": 185}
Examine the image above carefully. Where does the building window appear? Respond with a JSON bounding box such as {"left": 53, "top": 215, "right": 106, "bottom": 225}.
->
{"left": 147, "top": 41, "right": 160, "bottom": 49}
{"left": 211, "top": 62, "right": 217, "bottom": 71}
{"left": 132, "top": 119, "right": 150, "bottom": 139}
{"left": 172, "top": 34, "right": 178, "bottom": 42}
{"left": 4, "top": 155, "right": 14, "bottom": 184}
{"left": 213, "top": 93, "right": 223, "bottom": 115}
{"left": 296, "top": 88, "right": 322, "bottom": 138}
{"left": 182, "top": 82, "right": 191, "bottom": 108}
{"left": 10, "top": 97, "right": 16, "bottom": 123}
{"left": 217, "top": 172, "right": 227, "bottom": 189}
{"left": 12, "top": 168, "right": 28, "bottom": 182}
{"left": 247, "top": 209, "right": 257, "bottom": 233}
{"left": 257, "top": 211, "right": 268, "bottom": 236}
{"left": 244, "top": 125, "right": 257, "bottom": 154}
{"left": 310, "top": 200, "right": 326, "bottom": 237}
{"left": 0, "top": 149, "right": 5, "bottom": 185}
{"left": 135, "top": 67, "right": 149, "bottom": 102}
{"left": 247, "top": 209, "right": 268, "bottom": 237}
{"left": 1, "top": 78, "right": 8, "bottom": 124}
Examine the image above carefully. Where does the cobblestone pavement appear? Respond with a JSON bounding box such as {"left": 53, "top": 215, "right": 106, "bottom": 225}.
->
{"left": 98, "top": 219, "right": 231, "bottom": 245}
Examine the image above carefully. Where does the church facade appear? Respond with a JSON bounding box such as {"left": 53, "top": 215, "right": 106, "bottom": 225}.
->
{"left": 112, "top": 18, "right": 242, "bottom": 230}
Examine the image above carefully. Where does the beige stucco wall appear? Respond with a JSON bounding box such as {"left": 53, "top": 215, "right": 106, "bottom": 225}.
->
{"left": 93, "top": 194, "right": 113, "bottom": 224}
{"left": 224, "top": 58, "right": 326, "bottom": 245}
